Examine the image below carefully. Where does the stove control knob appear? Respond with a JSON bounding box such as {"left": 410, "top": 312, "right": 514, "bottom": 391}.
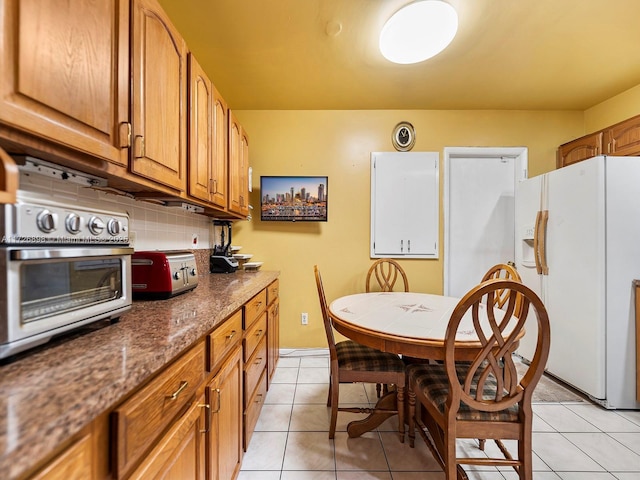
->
{"left": 88, "top": 216, "right": 105, "bottom": 235}
{"left": 65, "top": 213, "right": 81, "bottom": 234}
{"left": 107, "top": 219, "right": 122, "bottom": 236}
{"left": 37, "top": 209, "right": 57, "bottom": 233}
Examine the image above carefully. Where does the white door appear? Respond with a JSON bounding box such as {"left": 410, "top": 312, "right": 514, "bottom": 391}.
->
{"left": 444, "top": 147, "right": 527, "bottom": 298}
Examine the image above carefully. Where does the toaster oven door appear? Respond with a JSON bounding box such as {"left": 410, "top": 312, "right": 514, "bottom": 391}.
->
{"left": 0, "top": 247, "right": 133, "bottom": 358}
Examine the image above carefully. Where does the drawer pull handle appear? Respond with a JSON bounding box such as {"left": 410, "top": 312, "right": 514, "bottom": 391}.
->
{"left": 198, "top": 403, "right": 210, "bottom": 434}
{"left": 226, "top": 330, "right": 237, "bottom": 340}
{"left": 255, "top": 329, "right": 263, "bottom": 337}
{"left": 166, "top": 380, "right": 188, "bottom": 400}
{"left": 255, "top": 393, "right": 263, "bottom": 404}
{"left": 212, "top": 388, "right": 221, "bottom": 413}
{"left": 254, "top": 357, "right": 263, "bottom": 365}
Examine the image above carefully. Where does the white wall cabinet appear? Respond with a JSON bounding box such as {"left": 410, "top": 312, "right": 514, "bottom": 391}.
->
{"left": 370, "top": 152, "right": 439, "bottom": 258}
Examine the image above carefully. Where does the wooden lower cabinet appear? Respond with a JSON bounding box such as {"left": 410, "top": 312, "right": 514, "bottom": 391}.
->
{"left": 31, "top": 433, "right": 93, "bottom": 480}
{"left": 128, "top": 396, "right": 207, "bottom": 480}
{"left": 267, "top": 295, "right": 280, "bottom": 385}
{"left": 112, "top": 342, "right": 205, "bottom": 478}
{"left": 266, "top": 279, "right": 280, "bottom": 385}
{"left": 28, "top": 280, "right": 280, "bottom": 480}
{"left": 207, "top": 346, "right": 243, "bottom": 480}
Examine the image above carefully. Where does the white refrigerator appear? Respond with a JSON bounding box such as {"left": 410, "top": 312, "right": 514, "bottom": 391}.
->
{"left": 515, "top": 155, "right": 640, "bottom": 409}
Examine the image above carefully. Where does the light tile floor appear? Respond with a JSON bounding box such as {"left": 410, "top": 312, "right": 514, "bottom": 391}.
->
{"left": 239, "top": 351, "right": 640, "bottom": 480}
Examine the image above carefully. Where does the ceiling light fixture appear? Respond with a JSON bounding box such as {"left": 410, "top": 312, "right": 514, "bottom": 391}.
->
{"left": 379, "top": 0, "right": 458, "bottom": 64}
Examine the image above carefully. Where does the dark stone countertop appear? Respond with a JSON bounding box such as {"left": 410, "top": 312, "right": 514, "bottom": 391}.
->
{"left": 0, "top": 270, "right": 279, "bottom": 480}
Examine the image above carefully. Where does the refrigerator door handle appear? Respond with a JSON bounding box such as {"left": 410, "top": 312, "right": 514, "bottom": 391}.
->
{"left": 534, "top": 210, "right": 543, "bottom": 274}
{"left": 539, "top": 210, "right": 549, "bottom": 275}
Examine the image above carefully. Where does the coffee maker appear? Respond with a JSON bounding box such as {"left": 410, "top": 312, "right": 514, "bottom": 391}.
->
{"left": 210, "top": 220, "right": 239, "bottom": 273}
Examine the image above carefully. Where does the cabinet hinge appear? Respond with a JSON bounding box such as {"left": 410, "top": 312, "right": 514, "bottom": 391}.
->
{"left": 118, "top": 122, "right": 131, "bottom": 148}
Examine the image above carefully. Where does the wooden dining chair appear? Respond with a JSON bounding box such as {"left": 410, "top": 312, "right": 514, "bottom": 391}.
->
{"left": 366, "top": 258, "right": 410, "bottom": 293}
{"left": 366, "top": 258, "right": 409, "bottom": 397}
{"left": 407, "top": 278, "right": 550, "bottom": 480}
{"left": 314, "top": 265, "right": 407, "bottom": 441}
{"left": 481, "top": 262, "right": 523, "bottom": 315}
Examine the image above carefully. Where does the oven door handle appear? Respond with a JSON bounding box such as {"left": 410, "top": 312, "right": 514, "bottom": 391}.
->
{"left": 9, "top": 247, "right": 134, "bottom": 261}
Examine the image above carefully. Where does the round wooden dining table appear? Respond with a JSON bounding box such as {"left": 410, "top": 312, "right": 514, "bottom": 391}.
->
{"left": 329, "top": 291, "right": 515, "bottom": 361}
{"left": 328, "top": 291, "right": 522, "bottom": 438}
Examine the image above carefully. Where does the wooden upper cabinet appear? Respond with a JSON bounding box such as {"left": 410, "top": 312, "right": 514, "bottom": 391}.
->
{"left": 557, "top": 131, "right": 602, "bottom": 168}
{"left": 605, "top": 115, "right": 640, "bottom": 156}
{"left": 131, "top": 0, "right": 187, "bottom": 191}
{"left": 228, "top": 110, "right": 249, "bottom": 217}
{"left": 558, "top": 114, "right": 640, "bottom": 168}
{"left": 188, "top": 54, "right": 213, "bottom": 203}
{"left": 0, "top": 0, "right": 129, "bottom": 166}
{"left": 188, "top": 54, "right": 228, "bottom": 209}
{"left": 0, "top": 146, "right": 18, "bottom": 204}
{"left": 211, "top": 88, "right": 229, "bottom": 209}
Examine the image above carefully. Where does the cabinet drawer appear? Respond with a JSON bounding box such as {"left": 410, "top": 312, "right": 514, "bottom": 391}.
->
{"left": 244, "top": 289, "right": 267, "bottom": 329}
{"left": 244, "top": 336, "right": 267, "bottom": 408}
{"left": 243, "top": 312, "right": 267, "bottom": 363}
{"left": 112, "top": 341, "right": 205, "bottom": 479}
{"left": 208, "top": 309, "right": 242, "bottom": 372}
{"left": 266, "top": 279, "right": 279, "bottom": 305}
{"left": 243, "top": 370, "right": 267, "bottom": 451}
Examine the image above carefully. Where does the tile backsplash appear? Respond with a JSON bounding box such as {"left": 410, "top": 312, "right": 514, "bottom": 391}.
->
{"left": 18, "top": 171, "right": 213, "bottom": 251}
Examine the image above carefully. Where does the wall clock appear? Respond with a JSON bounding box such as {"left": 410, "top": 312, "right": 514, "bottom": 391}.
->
{"left": 392, "top": 121, "right": 416, "bottom": 151}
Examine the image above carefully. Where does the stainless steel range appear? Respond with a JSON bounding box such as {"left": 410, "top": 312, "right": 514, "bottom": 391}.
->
{"left": 0, "top": 191, "right": 133, "bottom": 359}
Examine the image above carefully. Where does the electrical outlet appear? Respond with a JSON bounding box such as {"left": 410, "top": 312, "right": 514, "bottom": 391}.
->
{"left": 301, "top": 312, "right": 309, "bottom": 325}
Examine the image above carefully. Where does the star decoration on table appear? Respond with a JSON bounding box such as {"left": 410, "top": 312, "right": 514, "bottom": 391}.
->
{"left": 397, "top": 303, "right": 434, "bottom": 313}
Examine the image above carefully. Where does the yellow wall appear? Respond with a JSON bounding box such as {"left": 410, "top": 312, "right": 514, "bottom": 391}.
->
{"left": 584, "top": 84, "right": 640, "bottom": 132}
{"left": 231, "top": 109, "right": 583, "bottom": 348}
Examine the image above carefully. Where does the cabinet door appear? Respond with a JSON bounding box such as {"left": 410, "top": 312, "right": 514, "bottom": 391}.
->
{"left": 267, "top": 297, "right": 280, "bottom": 384}
{"left": 32, "top": 433, "right": 93, "bottom": 480}
{"left": 0, "top": 0, "right": 129, "bottom": 166}
{"left": 131, "top": 0, "right": 187, "bottom": 191}
{"left": 188, "top": 54, "right": 213, "bottom": 202}
{"left": 557, "top": 131, "right": 602, "bottom": 168}
{"left": 370, "top": 152, "right": 439, "bottom": 258}
{"left": 211, "top": 86, "right": 228, "bottom": 209}
{"left": 207, "top": 346, "right": 243, "bottom": 480}
{"left": 228, "top": 110, "right": 249, "bottom": 216}
{"left": 605, "top": 115, "right": 640, "bottom": 156}
{"left": 128, "top": 397, "right": 206, "bottom": 480}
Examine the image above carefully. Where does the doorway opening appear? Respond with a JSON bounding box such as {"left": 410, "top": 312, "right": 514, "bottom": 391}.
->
{"left": 443, "top": 147, "right": 528, "bottom": 297}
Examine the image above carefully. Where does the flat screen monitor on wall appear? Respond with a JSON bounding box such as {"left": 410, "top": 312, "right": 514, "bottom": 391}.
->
{"left": 260, "top": 176, "right": 328, "bottom": 222}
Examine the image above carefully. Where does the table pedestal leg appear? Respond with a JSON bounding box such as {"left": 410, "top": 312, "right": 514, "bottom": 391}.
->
{"left": 346, "top": 391, "right": 398, "bottom": 438}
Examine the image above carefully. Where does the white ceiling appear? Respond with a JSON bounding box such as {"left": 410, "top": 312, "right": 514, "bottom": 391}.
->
{"left": 158, "top": 0, "right": 640, "bottom": 111}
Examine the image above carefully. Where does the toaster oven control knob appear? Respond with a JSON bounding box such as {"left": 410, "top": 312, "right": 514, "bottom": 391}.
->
{"left": 65, "top": 213, "right": 81, "bottom": 234}
{"left": 173, "top": 271, "right": 181, "bottom": 280}
{"left": 88, "top": 216, "right": 105, "bottom": 235}
{"left": 107, "top": 219, "right": 122, "bottom": 236}
{"left": 37, "top": 209, "right": 57, "bottom": 233}
{"left": 189, "top": 268, "right": 197, "bottom": 276}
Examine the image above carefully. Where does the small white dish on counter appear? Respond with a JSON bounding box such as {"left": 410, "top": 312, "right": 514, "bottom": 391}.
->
{"left": 243, "top": 262, "right": 263, "bottom": 271}
{"left": 230, "top": 246, "right": 242, "bottom": 253}
{"left": 232, "top": 254, "right": 253, "bottom": 260}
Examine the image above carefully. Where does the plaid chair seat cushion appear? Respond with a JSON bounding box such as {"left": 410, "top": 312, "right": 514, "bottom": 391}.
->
{"left": 336, "top": 340, "right": 405, "bottom": 372}
{"left": 407, "top": 363, "right": 519, "bottom": 422}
